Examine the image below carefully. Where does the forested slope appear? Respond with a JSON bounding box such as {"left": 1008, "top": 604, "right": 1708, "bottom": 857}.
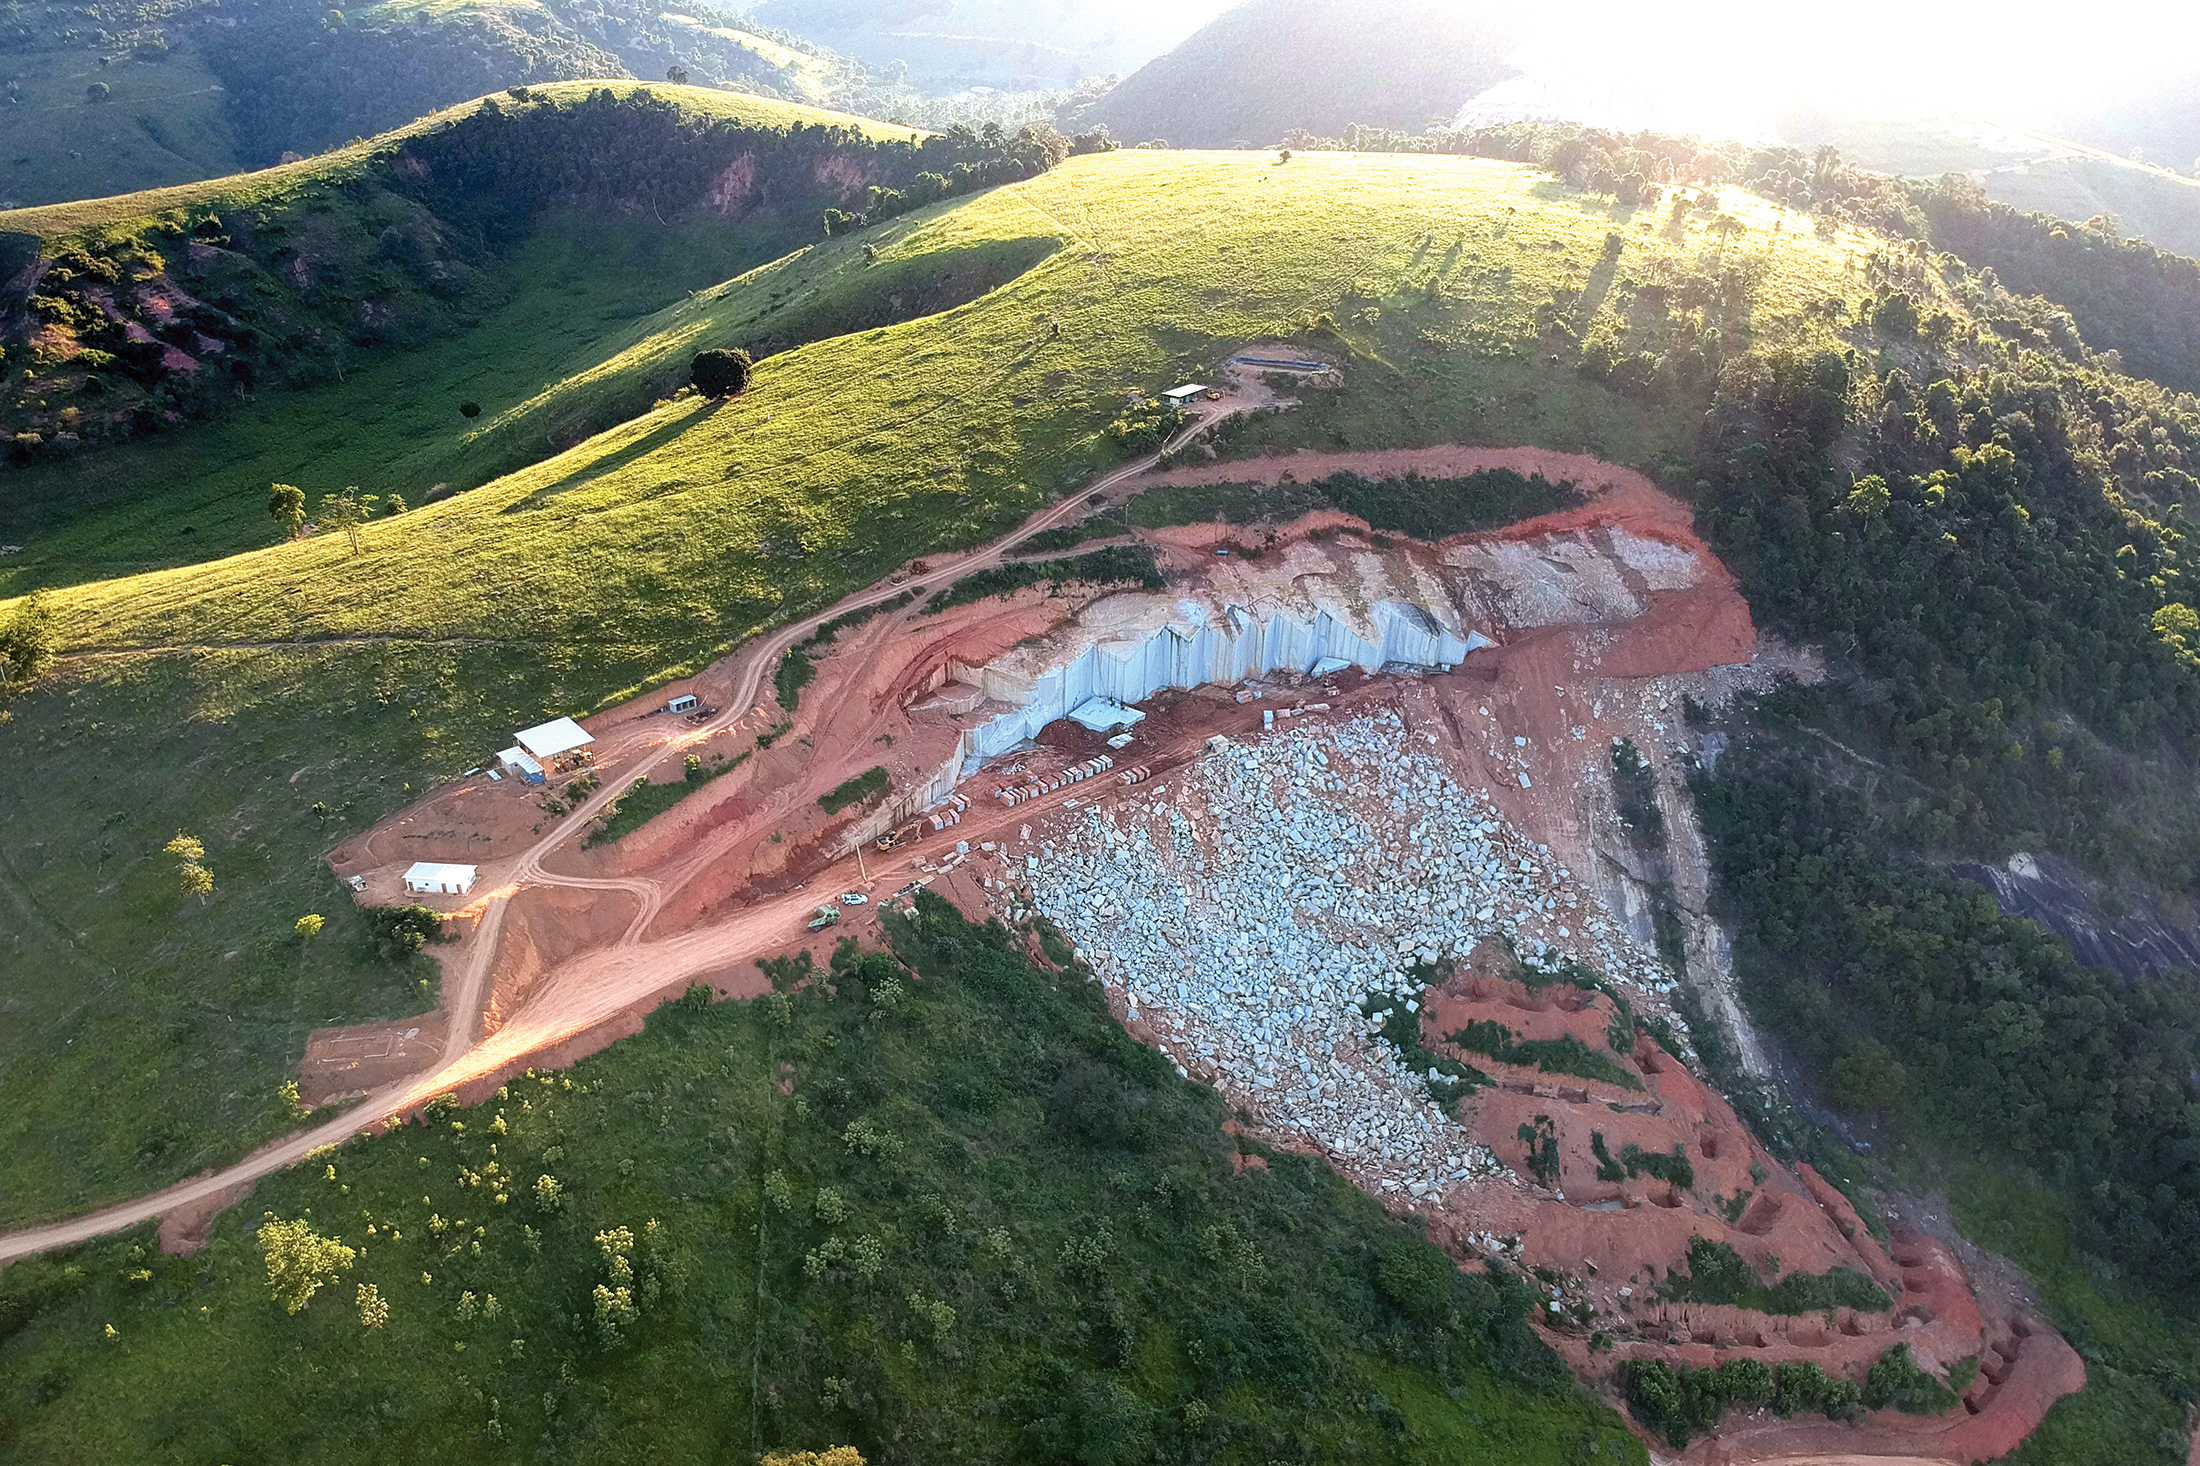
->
{"left": 1246, "top": 112, "right": 2200, "bottom": 1461}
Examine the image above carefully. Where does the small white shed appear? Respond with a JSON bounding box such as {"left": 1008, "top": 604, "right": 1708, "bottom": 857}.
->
{"left": 497, "top": 746, "right": 545, "bottom": 782}
{"left": 1161, "top": 384, "right": 1209, "bottom": 408}
{"left": 403, "top": 862, "right": 477, "bottom": 896}
{"left": 515, "top": 716, "right": 593, "bottom": 761}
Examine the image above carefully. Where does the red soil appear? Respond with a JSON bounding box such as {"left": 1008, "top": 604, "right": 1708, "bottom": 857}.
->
{"left": 156, "top": 1176, "right": 258, "bottom": 1257}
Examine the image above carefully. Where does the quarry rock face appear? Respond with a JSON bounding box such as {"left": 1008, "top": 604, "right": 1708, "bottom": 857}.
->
{"left": 952, "top": 590, "right": 1489, "bottom": 768}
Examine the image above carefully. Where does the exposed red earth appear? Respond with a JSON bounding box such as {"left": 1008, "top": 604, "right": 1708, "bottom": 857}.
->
{"left": 0, "top": 432, "right": 2082, "bottom": 1462}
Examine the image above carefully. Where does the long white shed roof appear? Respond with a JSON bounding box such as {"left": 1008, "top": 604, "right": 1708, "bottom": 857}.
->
{"left": 515, "top": 716, "right": 593, "bottom": 759}
{"left": 403, "top": 862, "right": 477, "bottom": 888}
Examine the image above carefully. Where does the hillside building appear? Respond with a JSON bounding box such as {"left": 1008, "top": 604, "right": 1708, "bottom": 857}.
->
{"left": 515, "top": 716, "right": 593, "bottom": 762}
{"left": 403, "top": 862, "right": 478, "bottom": 896}
{"left": 497, "top": 747, "right": 546, "bottom": 784}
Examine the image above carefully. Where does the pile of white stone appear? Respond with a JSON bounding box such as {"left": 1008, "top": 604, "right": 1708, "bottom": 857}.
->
{"left": 1023, "top": 710, "right": 1672, "bottom": 1203}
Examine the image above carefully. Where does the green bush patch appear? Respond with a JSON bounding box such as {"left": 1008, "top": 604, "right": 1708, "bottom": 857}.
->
{"left": 1863, "top": 1341, "right": 1965, "bottom": 1415}
{"left": 1621, "top": 1354, "right": 1862, "bottom": 1448}
{"left": 774, "top": 645, "right": 818, "bottom": 710}
{"left": 1128, "top": 467, "right": 1582, "bottom": 541}
{"left": 818, "top": 765, "right": 890, "bottom": 815}
{"left": 1663, "top": 1236, "right": 1888, "bottom": 1316}
{"left": 923, "top": 545, "right": 1164, "bottom": 614}
{"left": 1451, "top": 1018, "right": 1642, "bottom": 1091}
{"left": 586, "top": 753, "right": 749, "bottom": 848}
{"left": 1363, "top": 988, "right": 1487, "bottom": 1113}
{"left": 1587, "top": 1131, "right": 1693, "bottom": 1190}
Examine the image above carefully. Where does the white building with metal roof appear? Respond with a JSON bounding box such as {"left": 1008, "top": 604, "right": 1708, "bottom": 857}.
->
{"left": 403, "top": 862, "right": 478, "bottom": 896}
{"left": 514, "top": 716, "right": 593, "bottom": 761}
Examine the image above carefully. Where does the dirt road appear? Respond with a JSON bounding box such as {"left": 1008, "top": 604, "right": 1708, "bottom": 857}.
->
{"left": 0, "top": 407, "right": 1225, "bottom": 1267}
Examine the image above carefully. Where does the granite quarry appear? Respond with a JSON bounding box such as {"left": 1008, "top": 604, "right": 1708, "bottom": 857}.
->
{"left": 1024, "top": 711, "right": 1677, "bottom": 1203}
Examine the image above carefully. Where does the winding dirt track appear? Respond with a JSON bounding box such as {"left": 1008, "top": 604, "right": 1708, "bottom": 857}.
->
{"left": 0, "top": 413, "right": 1221, "bottom": 1266}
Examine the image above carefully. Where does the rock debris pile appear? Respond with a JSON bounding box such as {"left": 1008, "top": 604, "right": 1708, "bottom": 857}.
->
{"left": 1026, "top": 711, "right": 1672, "bottom": 1203}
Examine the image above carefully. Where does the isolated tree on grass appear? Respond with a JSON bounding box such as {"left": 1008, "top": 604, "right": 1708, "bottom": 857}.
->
{"left": 258, "top": 1215, "right": 355, "bottom": 1314}
{"left": 318, "top": 488, "right": 377, "bottom": 555}
{"left": 165, "top": 832, "right": 213, "bottom": 902}
{"left": 295, "top": 913, "right": 325, "bottom": 939}
{"left": 268, "top": 482, "right": 305, "bottom": 539}
{"left": 0, "top": 589, "right": 57, "bottom": 692}
{"left": 691, "top": 347, "right": 754, "bottom": 399}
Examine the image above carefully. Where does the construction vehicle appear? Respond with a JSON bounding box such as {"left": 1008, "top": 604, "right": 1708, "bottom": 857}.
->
{"left": 807, "top": 905, "right": 841, "bottom": 932}
{"left": 876, "top": 833, "right": 901, "bottom": 852}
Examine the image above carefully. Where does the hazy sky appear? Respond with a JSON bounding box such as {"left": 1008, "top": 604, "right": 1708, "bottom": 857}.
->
{"left": 1502, "top": 0, "right": 2200, "bottom": 140}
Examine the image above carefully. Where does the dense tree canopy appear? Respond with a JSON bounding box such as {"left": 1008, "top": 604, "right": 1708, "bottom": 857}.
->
{"left": 690, "top": 347, "right": 754, "bottom": 399}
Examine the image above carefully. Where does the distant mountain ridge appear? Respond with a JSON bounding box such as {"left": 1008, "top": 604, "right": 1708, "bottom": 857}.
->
{"left": 1067, "top": 0, "right": 1518, "bottom": 148}
{"left": 0, "top": 0, "right": 860, "bottom": 207}
{"left": 743, "top": 0, "right": 1230, "bottom": 92}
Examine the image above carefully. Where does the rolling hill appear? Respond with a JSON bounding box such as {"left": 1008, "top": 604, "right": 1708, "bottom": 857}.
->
{"left": 7, "top": 80, "right": 2200, "bottom": 1466}
{"left": 0, "top": 84, "right": 1870, "bottom": 1236}
{"left": 0, "top": 0, "right": 865, "bottom": 208}
{"left": 1065, "top": 0, "right": 1519, "bottom": 148}
{"left": 744, "top": 0, "right": 1232, "bottom": 92}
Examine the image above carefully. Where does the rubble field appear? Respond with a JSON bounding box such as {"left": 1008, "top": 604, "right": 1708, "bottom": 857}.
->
{"left": 1024, "top": 710, "right": 1671, "bottom": 1203}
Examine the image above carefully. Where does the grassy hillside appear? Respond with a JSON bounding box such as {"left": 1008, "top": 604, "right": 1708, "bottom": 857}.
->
{"left": 0, "top": 904, "right": 1643, "bottom": 1465}
{"left": 0, "top": 0, "right": 898, "bottom": 209}
{"left": 1776, "top": 105, "right": 2200, "bottom": 259}
{"left": 0, "top": 79, "right": 924, "bottom": 239}
{"left": 0, "top": 144, "right": 1874, "bottom": 1229}
{"left": 1069, "top": 0, "right": 1518, "bottom": 148}
{"left": 0, "top": 210, "right": 808, "bottom": 594}
{"left": 0, "top": 82, "right": 979, "bottom": 459}
{"left": 0, "top": 25, "right": 242, "bottom": 210}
